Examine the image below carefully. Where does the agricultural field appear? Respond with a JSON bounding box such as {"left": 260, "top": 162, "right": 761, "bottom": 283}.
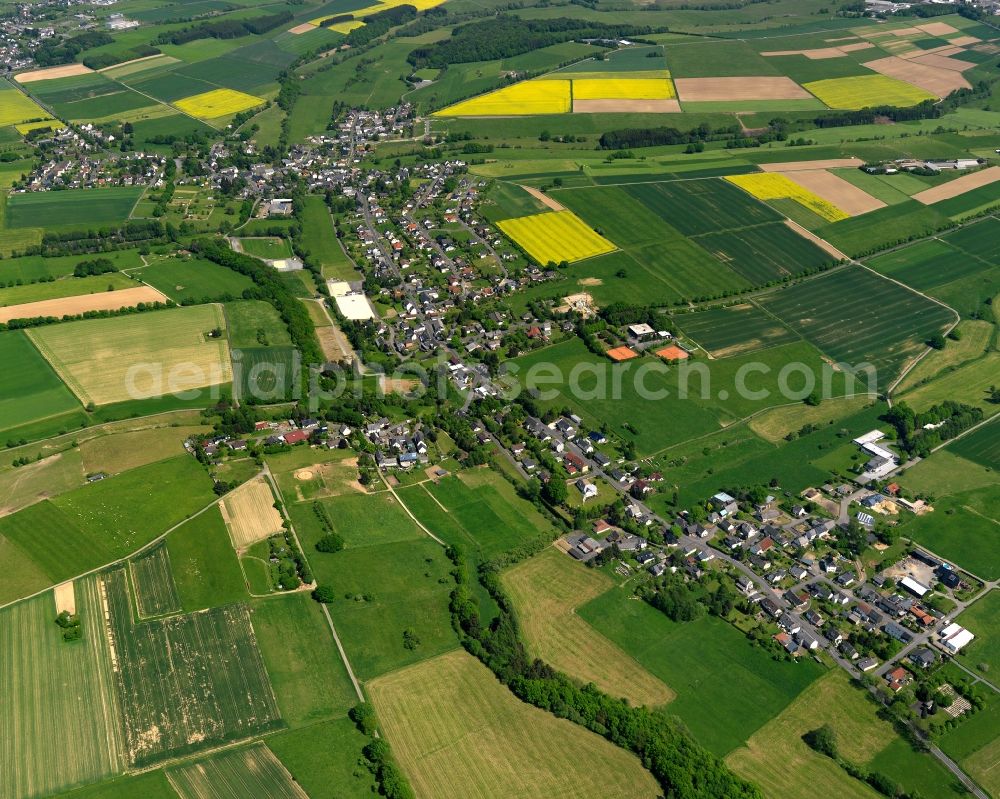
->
{"left": 101, "top": 565, "right": 282, "bottom": 767}
{"left": 167, "top": 743, "right": 307, "bottom": 799}
{"left": 757, "top": 266, "right": 956, "bottom": 389}
{"left": 435, "top": 79, "right": 572, "bottom": 117}
{"left": 0, "top": 455, "right": 215, "bottom": 588}
{"left": 368, "top": 649, "right": 660, "bottom": 799}
{"left": 79, "top": 424, "right": 209, "bottom": 476}
{"left": 726, "top": 173, "right": 848, "bottom": 222}
{"left": 0, "top": 271, "right": 137, "bottom": 306}
{"left": 579, "top": 582, "right": 825, "bottom": 756}
{"left": 27, "top": 305, "right": 232, "bottom": 407}
{"left": 955, "top": 590, "right": 1000, "bottom": 677}
{"left": 225, "top": 299, "right": 292, "bottom": 348}
{"left": 299, "top": 195, "right": 359, "bottom": 281}
{"left": 173, "top": 88, "right": 265, "bottom": 120}
{"left": 803, "top": 75, "right": 936, "bottom": 109}
{"left": 0, "top": 575, "right": 124, "bottom": 799}
{"left": 727, "top": 670, "right": 964, "bottom": 799}
{"left": 238, "top": 236, "right": 293, "bottom": 260}
{"left": 0, "top": 330, "right": 82, "bottom": 438}
{"left": 219, "top": 475, "right": 284, "bottom": 549}
{"left": 130, "top": 256, "right": 255, "bottom": 304}
{"left": 502, "top": 547, "right": 673, "bottom": 707}
{"left": 165, "top": 507, "right": 247, "bottom": 613}
{"left": 5, "top": 187, "right": 144, "bottom": 230}
{"left": 290, "top": 489, "right": 420, "bottom": 550}
{"left": 951, "top": 417, "right": 1000, "bottom": 469}
{"left": 0, "top": 83, "right": 54, "bottom": 127}
{"left": 674, "top": 303, "right": 798, "bottom": 357}
{"left": 270, "top": 446, "right": 364, "bottom": 503}
{"left": 129, "top": 541, "right": 182, "bottom": 618}
{"left": 497, "top": 210, "right": 616, "bottom": 264}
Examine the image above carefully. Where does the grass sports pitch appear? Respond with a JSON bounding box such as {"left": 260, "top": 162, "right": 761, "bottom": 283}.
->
{"left": 27, "top": 305, "right": 232, "bottom": 407}
{"left": 497, "top": 210, "right": 616, "bottom": 264}
{"left": 368, "top": 649, "right": 660, "bottom": 799}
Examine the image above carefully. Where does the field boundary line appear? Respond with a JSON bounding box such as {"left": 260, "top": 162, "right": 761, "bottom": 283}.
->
{"left": 23, "top": 327, "right": 94, "bottom": 408}
{"left": 420, "top": 482, "right": 449, "bottom": 513}
{"left": 379, "top": 470, "right": 445, "bottom": 546}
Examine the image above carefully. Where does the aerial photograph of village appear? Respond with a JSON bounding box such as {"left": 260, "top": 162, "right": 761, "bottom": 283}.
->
{"left": 0, "top": 0, "right": 998, "bottom": 795}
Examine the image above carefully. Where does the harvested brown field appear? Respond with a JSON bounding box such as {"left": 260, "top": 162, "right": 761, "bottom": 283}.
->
{"left": 519, "top": 184, "right": 564, "bottom": 211}
{"left": 762, "top": 42, "right": 873, "bottom": 59}
{"left": 674, "top": 77, "right": 811, "bottom": 101}
{"left": 839, "top": 42, "right": 875, "bottom": 53}
{"left": 912, "top": 165, "right": 1000, "bottom": 205}
{"left": 577, "top": 277, "right": 603, "bottom": 286}
{"left": 784, "top": 169, "right": 886, "bottom": 216}
{"left": 315, "top": 323, "right": 356, "bottom": 364}
{"left": 573, "top": 98, "right": 681, "bottom": 113}
{"left": 760, "top": 157, "right": 864, "bottom": 172}
{"left": 288, "top": 22, "right": 314, "bottom": 34}
{"left": 910, "top": 53, "right": 976, "bottom": 72}
{"left": 949, "top": 36, "right": 982, "bottom": 46}
{"left": 0, "top": 286, "right": 168, "bottom": 324}
{"left": 784, "top": 220, "right": 847, "bottom": 260}
{"left": 219, "top": 476, "right": 284, "bottom": 550}
{"left": 916, "top": 21, "right": 959, "bottom": 36}
{"left": 863, "top": 55, "right": 971, "bottom": 96}
{"left": 53, "top": 580, "right": 76, "bottom": 615}
{"left": 15, "top": 63, "right": 91, "bottom": 83}
{"left": 379, "top": 377, "right": 420, "bottom": 394}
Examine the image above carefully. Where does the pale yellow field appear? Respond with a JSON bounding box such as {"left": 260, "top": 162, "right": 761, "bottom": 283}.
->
{"left": 497, "top": 210, "right": 616, "bottom": 264}
{"left": 14, "top": 119, "right": 59, "bottom": 135}
{"left": 368, "top": 649, "right": 660, "bottom": 799}
{"left": 0, "top": 88, "right": 52, "bottom": 127}
{"left": 803, "top": 74, "right": 936, "bottom": 110}
{"left": 310, "top": 0, "right": 444, "bottom": 26}
{"left": 726, "top": 173, "right": 849, "bottom": 222}
{"left": 220, "top": 475, "right": 284, "bottom": 550}
{"left": 573, "top": 78, "right": 676, "bottom": 100}
{"left": 326, "top": 19, "right": 364, "bottom": 34}
{"left": 27, "top": 305, "right": 232, "bottom": 407}
{"left": 434, "top": 80, "right": 571, "bottom": 117}
{"left": 174, "top": 88, "right": 264, "bottom": 119}
{"left": 502, "top": 548, "right": 674, "bottom": 707}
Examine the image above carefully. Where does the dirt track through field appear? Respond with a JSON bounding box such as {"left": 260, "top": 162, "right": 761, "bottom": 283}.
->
{"left": 783, "top": 169, "right": 886, "bottom": 216}
{"left": 783, "top": 220, "right": 847, "bottom": 261}
{"left": 573, "top": 98, "right": 681, "bottom": 113}
{"left": 912, "top": 166, "right": 1000, "bottom": 205}
{"left": 675, "top": 76, "right": 811, "bottom": 101}
{"left": 0, "top": 286, "right": 168, "bottom": 324}
{"left": 760, "top": 158, "right": 864, "bottom": 172}
{"left": 862, "top": 55, "right": 970, "bottom": 97}
{"left": 15, "top": 63, "right": 92, "bottom": 82}
{"left": 519, "top": 184, "right": 565, "bottom": 211}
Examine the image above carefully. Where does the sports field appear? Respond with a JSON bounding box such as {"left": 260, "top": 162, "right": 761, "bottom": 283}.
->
{"left": 27, "top": 305, "right": 232, "bottom": 407}
{"left": 725, "top": 173, "right": 848, "bottom": 222}
{"left": 757, "top": 267, "right": 955, "bottom": 389}
{"left": 167, "top": 743, "right": 308, "bottom": 799}
{"left": 0, "top": 576, "right": 125, "bottom": 799}
{"left": 368, "top": 649, "right": 660, "bottom": 799}
{"left": 219, "top": 475, "right": 283, "bottom": 549}
{"left": 0, "top": 331, "right": 81, "bottom": 436}
{"left": 238, "top": 236, "right": 293, "bottom": 260}
{"left": 497, "top": 210, "right": 616, "bottom": 264}
{"left": 129, "top": 541, "right": 182, "bottom": 618}
{"left": 102, "top": 566, "right": 282, "bottom": 767}
{"left": 174, "top": 88, "right": 264, "bottom": 119}
{"left": 502, "top": 548, "right": 673, "bottom": 707}
{"left": 803, "top": 74, "right": 936, "bottom": 109}
{"left": 435, "top": 79, "right": 571, "bottom": 116}
{"left": 5, "top": 187, "right": 144, "bottom": 230}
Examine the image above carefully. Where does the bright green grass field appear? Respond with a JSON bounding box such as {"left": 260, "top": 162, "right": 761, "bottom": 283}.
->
{"left": 0, "top": 271, "right": 137, "bottom": 306}
{"left": 50, "top": 770, "right": 177, "bottom": 799}
{"left": 0, "top": 456, "right": 216, "bottom": 585}
{"left": 238, "top": 237, "right": 293, "bottom": 260}
{"left": 132, "top": 257, "right": 255, "bottom": 304}
{"left": 0, "top": 249, "right": 143, "bottom": 284}
{"left": 225, "top": 299, "right": 293, "bottom": 348}
{"left": 266, "top": 717, "right": 378, "bottom": 799}
{"left": 951, "top": 417, "right": 1000, "bottom": 470}
{"left": 165, "top": 505, "right": 247, "bottom": 612}
{"left": 298, "top": 536, "right": 459, "bottom": 681}
{"left": 304, "top": 491, "right": 423, "bottom": 550}
{"left": 0, "top": 330, "right": 81, "bottom": 435}
{"left": 251, "top": 593, "right": 359, "bottom": 727}
{"left": 955, "top": 590, "right": 1000, "bottom": 675}
{"left": 300, "top": 195, "right": 358, "bottom": 282}
{"left": 579, "top": 583, "right": 825, "bottom": 756}
{"left": 5, "top": 187, "right": 144, "bottom": 230}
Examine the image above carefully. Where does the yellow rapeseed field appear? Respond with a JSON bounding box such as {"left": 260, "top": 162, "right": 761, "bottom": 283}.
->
{"left": 310, "top": 0, "right": 444, "bottom": 26}
{"left": 174, "top": 88, "right": 264, "bottom": 119}
{"left": 14, "top": 119, "right": 59, "bottom": 135}
{"left": 803, "top": 75, "right": 935, "bottom": 110}
{"left": 725, "top": 173, "right": 849, "bottom": 223}
{"left": 498, "top": 210, "right": 616, "bottom": 264}
{"left": 572, "top": 78, "right": 676, "bottom": 100}
{"left": 434, "top": 80, "right": 571, "bottom": 117}
{"left": 0, "top": 88, "right": 52, "bottom": 127}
